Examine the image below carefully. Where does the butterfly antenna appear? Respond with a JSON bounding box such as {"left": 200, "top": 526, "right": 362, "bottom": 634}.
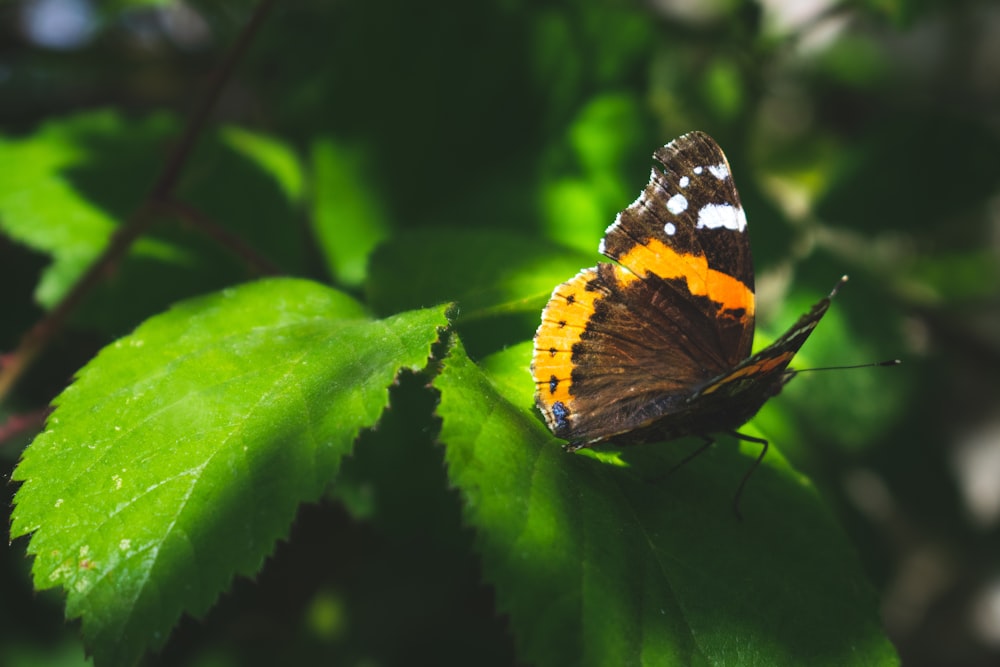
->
{"left": 803, "top": 275, "right": 898, "bottom": 371}
{"left": 795, "top": 359, "right": 901, "bottom": 373}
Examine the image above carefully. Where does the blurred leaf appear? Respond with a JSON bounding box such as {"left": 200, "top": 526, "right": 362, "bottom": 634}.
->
{"left": 531, "top": 3, "right": 654, "bottom": 125}
{"left": 366, "top": 228, "right": 592, "bottom": 320}
{"left": 530, "top": 10, "right": 583, "bottom": 123}
{"left": 903, "top": 251, "right": 1000, "bottom": 303}
{"left": 582, "top": 3, "right": 656, "bottom": 84}
{"left": 0, "top": 639, "right": 92, "bottom": 667}
{"left": 309, "top": 138, "right": 390, "bottom": 287}
{"left": 103, "top": 0, "right": 172, "bottom": 10}
{"left": 859, "top": 0, "right": 933, "bottom": 27}
{"left": 816, "top": 35, "right": 889, "bottom": 87}
{"left": 435, "top": 337, "right": 898, "bottom": 667}
{"left": 0, "top": 110, "right": 173, "bottom": 306}
{"left": 178, "top": 128, "right": 306, "bottom": 271}
{"left": 541, "top": 92, "right": 649, "bottom": 252}
{"left": 0, "top": 110, "right": 309, "bottom": 335}
{"left": 540, "top": 176, "right": 609, "bottom": 253}
{"left": 815, "top": 118, "right": 1000, "bottom": 233}
{"left": 10, "top": 278, "right": 449, "bottom": 666}
{"left": 220, "top": 126, "right": 305, "bottom": 202}
{"left": 701, "top": 56, "right": 745, "bottom": 121}
{"left": 568, "top": 93, "right": 646, "bottom": 177}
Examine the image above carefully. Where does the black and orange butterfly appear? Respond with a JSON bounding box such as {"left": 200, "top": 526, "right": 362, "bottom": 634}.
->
{"left": 531, "top": 131, "right": 850, "bottom": 516}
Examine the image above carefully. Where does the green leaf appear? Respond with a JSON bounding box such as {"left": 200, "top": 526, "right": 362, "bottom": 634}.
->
{"left": 0, "top": 110, "right": 175, "bottom": 308}
{"left": 701, "top": 56, "right": 746, "bottom": 121}
{"left": 0, "top": 110, "right": 308, "bottom": 335}
{"left": 309, "top": 137, "right": 390, "bottom": 287}
{"left": 367, "top": 228, "right": 592, "bottom": 321}
{"left": 815, "top": 117, "right": 1000, "bottom": 233}
{"left": 10, "top": 278, "right": 449, "bottom": 666}
{"left": 220, "top": 125, "right": 305, "bottom": 203}
{"left": 902, "top": 250, "right": 1000, "bottom": 303}
{"left": 435, "top": 338, "right": 898, "bottom": 667}
{"left": 540, "top": 92, "right": 648, "bottom": 254}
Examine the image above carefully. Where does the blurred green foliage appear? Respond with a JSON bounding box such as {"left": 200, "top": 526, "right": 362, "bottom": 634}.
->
{"left": 1, "top": 0, "right": 998, "bottom": 665}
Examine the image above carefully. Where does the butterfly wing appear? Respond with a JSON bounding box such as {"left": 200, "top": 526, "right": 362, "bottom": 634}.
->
{"left": 696, "top": 278, "right": 841, "bottom": 404}
{"left": 532, "top": 132, "right": 757, "bottom": 444}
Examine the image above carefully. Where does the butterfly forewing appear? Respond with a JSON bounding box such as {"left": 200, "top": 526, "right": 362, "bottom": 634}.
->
{"left": 600, "top": 131, "right": 755, "bottom": 365}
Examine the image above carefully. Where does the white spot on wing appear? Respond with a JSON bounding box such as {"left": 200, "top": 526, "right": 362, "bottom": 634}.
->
{"left": 666, "top": 193, "right": 688, "bottom": 215}
{"left": 693, "top": 166, "right": 703, "bottom": 175}
{"left": 664, "top": 222, "right": 676, "bottom": 236}
{"left": 679, "top": 176, "right": 689, "bottom": 188}
{"left": 697, "top": 203, "right": 747, "bottom": 232}
{"left": 708, "top": 163, "right": 729, "bottom": 180}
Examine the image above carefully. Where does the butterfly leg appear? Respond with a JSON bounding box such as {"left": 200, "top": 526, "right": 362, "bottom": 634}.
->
{"left": 728, "top": 431, "right": 769, "bottom": 521}
{"left": 641, "top": 436, "right": 715, "bottom": 486}
{"left": 666, "top": 435, "right": 715, "bottom": 478}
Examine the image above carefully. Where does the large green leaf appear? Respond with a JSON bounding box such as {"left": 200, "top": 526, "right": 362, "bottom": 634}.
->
{"left": 435, "top": 338, "right": 898, "bottom": 667}
{"left": 10, "top": 278, "right": 449, "bottom": 666}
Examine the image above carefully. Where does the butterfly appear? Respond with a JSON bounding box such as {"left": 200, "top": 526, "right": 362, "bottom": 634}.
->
{"left": 531, "top": 131, "right": 844, "bottom": 517}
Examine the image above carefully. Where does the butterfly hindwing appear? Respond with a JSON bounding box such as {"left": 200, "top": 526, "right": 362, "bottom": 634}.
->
{"left": 532, "top": 261, "right": 729, "bottom": 442}
{"left": 697, "top": 279, "right": 841, "bottom": 402}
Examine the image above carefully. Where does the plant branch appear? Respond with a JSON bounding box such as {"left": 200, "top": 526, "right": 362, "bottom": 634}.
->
{"left": 158, "top": 198, "right": 282, "bottom": 277}
{"left": 0, "top": 0, "right": 276, "bottom": 404}
{"left": 151, "top": 0, "right": 277, "bottom": 202}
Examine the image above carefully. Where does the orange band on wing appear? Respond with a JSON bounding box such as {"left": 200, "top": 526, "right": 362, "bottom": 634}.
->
{"left": 700, "top": 351, "right": 793, "bottom": 395}
{"left": 532, "top": 269, "right": 601, "bottom": 408}
{"left": 616, "top": 238, "right": 754, "bottom": 317}
{"left": 531, "top": 264, "right": 637, "bottom": 412}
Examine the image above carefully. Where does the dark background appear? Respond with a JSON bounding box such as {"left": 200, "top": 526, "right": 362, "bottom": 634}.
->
{"left": 1, "top": 0, "right": 999, "bottom": 665}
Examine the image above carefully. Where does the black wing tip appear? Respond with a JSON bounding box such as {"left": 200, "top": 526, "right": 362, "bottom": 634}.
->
{"left": 659, "top": 130, "right": 720, "bottom": 156}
